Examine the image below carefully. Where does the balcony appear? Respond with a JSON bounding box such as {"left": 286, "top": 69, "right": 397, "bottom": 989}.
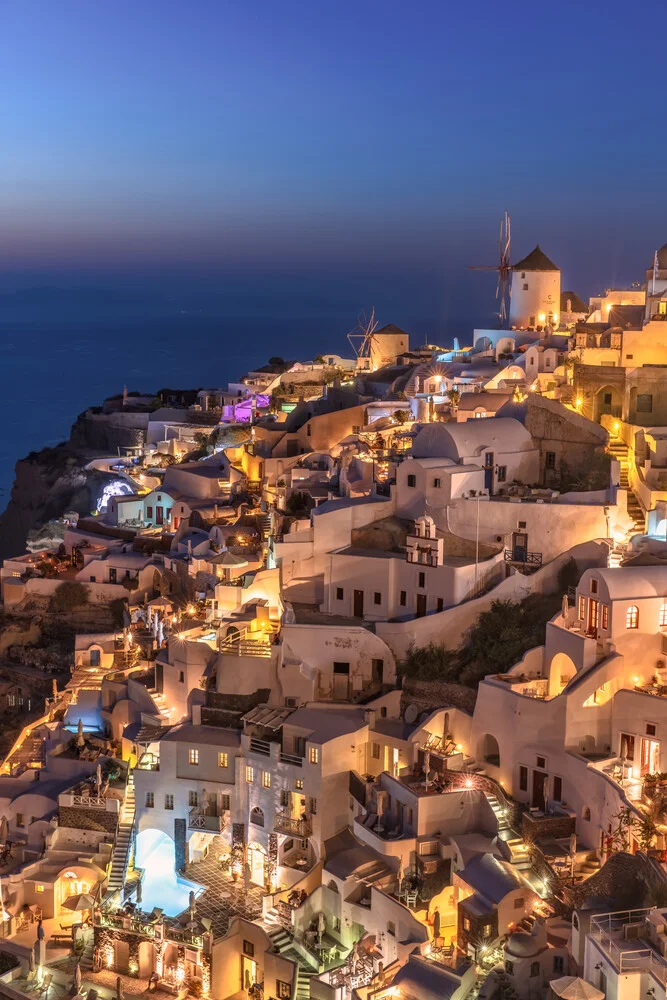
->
{"left": 279, "top": 751, "right": 303, "bottom": 767}
{"left": 250, "top": 737, "right": 272, "bottom": 756}
{"left": 274, "top": 810, "right": 312, "bottom": 837}
{"left": 504, "top": 549, "right": 542, "bottom": 566}
{"left": 188, "top": 808, "right": 227, "bottom": 833}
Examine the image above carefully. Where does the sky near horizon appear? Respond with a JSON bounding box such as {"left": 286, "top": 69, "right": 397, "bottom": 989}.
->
{"left": 1, "top": 0, "right": 667, "bottom": 310}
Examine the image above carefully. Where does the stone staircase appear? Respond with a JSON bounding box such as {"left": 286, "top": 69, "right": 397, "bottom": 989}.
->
{"left": 607, "top": 436, "right": 645, "bottom": 567}
{"left": 486, "top": 793, "right": 510, "bottom": 834}
{"left": 107, "top": 773, "right": 135, "bottom": 895}
{"left": 80, "top": 934, "right": 95, "bottom": 971}
{"left": 263, "top": 907, "right": 318, "bottom": 1000}
{"left": 576, "top": 851, "right": 601, "bottom": 879}
{"left": 485, "top": 792, "right": 532, "bottom": 869}
{"left": 258, "top": 513, "right": 272, "bottom": 540}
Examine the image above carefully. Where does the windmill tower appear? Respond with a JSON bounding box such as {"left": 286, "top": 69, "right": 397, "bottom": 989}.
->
{"left": 347, "top": 309, "right": 379, "bottom": 370}
{"left": 468, "top": 212, "right": 512, "bottom": 325}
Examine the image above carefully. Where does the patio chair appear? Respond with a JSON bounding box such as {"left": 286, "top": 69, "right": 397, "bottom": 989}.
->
{"left": 34, "top": 973, "right": 52, "bottom": 998}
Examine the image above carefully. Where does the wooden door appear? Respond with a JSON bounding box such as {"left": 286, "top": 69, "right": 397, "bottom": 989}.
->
{"left": 416, "top": 594, "right": 427, "bottom": 618}
{"left": 156, "top": 506, "right": 164, "bottom": 525}
{"left": 532, "top": 770, "right": 547, "bottom": 810}
{"left": 353, "top": 589, "right": 364, "bottom": 617}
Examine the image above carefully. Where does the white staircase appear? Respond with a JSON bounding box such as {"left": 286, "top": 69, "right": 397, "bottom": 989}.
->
{"left": 107, "top": 773, "right": 136, "bottom": 894}
{"left": 486, "top": 793, "right": 510, "bottom": 833}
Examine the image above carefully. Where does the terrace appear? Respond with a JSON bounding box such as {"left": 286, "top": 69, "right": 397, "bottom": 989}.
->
{"left": 589, "top": 909, "right": 667, "bottom": 985}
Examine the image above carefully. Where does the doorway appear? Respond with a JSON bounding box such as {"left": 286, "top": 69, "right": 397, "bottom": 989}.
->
{"left": 416, "top": 594, "right": 427, "bottom": 618}
{"left": 156, "top": 506, "right": 164, "bottom": 525}
{"left": 242, "top": 956, "right": 257, "bottom": 992}
{"left": 588, "top": 599, "right": 599, "bottom": 634}
{"left": 532, "top": 770, "right": 547, "bottom": 810}
{"left": 641, "top": 738, "right": 660, "bottom": 776}
{"left": 248, "top": 844, "right": 265, "bottom": 886}
{"left": 333, "top": 662, "right": 350, "bottom": 700}
{"left": 484, "top": 452, "right": 494, "bottom": 491}
{"left": 512, "top": 532, "right": 527, "bottom": 562}
{"left": 353, "top": 590, "right": 364, "bottom": 617}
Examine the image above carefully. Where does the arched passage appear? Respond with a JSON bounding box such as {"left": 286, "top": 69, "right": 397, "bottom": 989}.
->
{"left": 548, "top": 652, "right": 577, "bottom": 697}
{"left": 480, "top": 733, "right": 500, "bottom": 767}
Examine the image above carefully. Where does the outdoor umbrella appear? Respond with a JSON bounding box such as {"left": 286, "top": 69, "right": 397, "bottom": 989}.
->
{"left": 550, "top": 977, "right": 604, "bottom": 1000}
{"left": 62, "top": 893, "right": 95, "bottom": 912}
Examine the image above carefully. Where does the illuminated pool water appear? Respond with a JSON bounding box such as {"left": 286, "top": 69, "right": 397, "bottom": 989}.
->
{"left": 135, "top": 829, "right": 204, "bottom": 917}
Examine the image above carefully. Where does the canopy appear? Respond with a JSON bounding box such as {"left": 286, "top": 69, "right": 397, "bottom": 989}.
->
{"left": 550, "top": 977, "right": 605, "bottom": 1000}
{"left": 62, "top": 893, "right": 96, "bottom": 912}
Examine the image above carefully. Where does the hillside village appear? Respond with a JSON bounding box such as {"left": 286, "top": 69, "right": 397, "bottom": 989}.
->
{"left": 1, "top": 244, "right": 667, "bottom": 1000}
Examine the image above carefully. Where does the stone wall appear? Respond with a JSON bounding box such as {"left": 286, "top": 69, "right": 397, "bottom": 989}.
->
{"left": 522, "top": 811, "right": 576, "bottom": 843}
{"left": 401, "top": 679, "right": 477, "bottom": 716}
{"left": 59, "top": 806, "right": 118, "bottom": 834}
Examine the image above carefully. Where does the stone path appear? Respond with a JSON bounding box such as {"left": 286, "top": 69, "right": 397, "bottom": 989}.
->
{"left": 185, "top": 838, "right": 265, "bottom": 937}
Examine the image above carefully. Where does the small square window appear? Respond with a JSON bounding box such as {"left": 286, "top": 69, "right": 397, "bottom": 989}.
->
{"left": 407, "top": 474, "right": 416, "bottom": 488}
{"left": 243, "top": 940, "right": 255, "bottom": 958}
{"left": 336, "top": 587, "right": 344, "bottom": 600}
{"left": 514, "top": 897, "right": 525, "bottom": 909}
{"left": 537, "top": 756, "right": 546, "bottom": 769}
{"left": 647, "top": 723, "right": 657, "bottom": 737}
{"left": 218, "top": 752, "right": 229, "bottom": 768}
{"left": 387, "top": 921, "right": 396, "bottom": 937}
{"left": 295, "top": 778, "right": 304, "bottom": 790}
{"left": 35, "top": 884, "right": 44, "bottom": 893}
{"left": 433, "top": 478, "right": 441, "bottom": 488}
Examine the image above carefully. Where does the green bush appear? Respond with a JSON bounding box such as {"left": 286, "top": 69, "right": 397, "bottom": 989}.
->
{"left": 49, "top": 581, "right": 90, "bottom": 613}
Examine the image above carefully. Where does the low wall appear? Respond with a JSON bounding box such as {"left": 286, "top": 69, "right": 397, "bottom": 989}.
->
{"left": 376, "top": 539, "right": 609, "bottom": 659}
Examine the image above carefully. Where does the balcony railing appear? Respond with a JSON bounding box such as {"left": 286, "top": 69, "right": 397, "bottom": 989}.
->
{"left": 504, "top": 549, "right": 542, "bottom": 566}
{"left": 250, "top": 737, "right": 272, "bottom": 756}
{"left": 219, "top": 628, "right": 273, "bottom": 658}
{"left": 279, "top": 751, "right": 303, "bottom": 767}
{"left": 274, "top": 811, "right": 312, "bottom": 837}
{"left": 188, "top": 808, "right": 227, "bottom": 833}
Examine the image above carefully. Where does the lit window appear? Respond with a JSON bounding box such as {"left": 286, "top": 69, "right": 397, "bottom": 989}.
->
{"left": 35, "top": 885, "right": 44, "bottom": 893}
{"left": 189, "top": 749, "right": 199, "bottom": 765}
{"left": 578, "top": 596, "right": 585, "bottom": 620}
{"left": 626, "top": 605, "right": 639, "bottom": 629}
{"left": 309, "top": 747, "right": 319, "bottom": 764}
{"left": 246, "top": 766, "right": 254, "bottom": 784}
{"left": 602, "top": 605, "right": 609, "bottom": 630}
{"left": 218, "top": 752, "right": 229, "bottom": 768}
{"left": 295, "top": 778, "right": 304, "bottom": 790}
{"left": 660, "top": 604, "right": 667, "bottom": 628}
{"left": 262, "top": 771, "right": 271, "bottom": 788}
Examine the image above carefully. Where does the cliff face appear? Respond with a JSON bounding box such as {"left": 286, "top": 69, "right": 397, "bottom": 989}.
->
{"left": 0, "top": 409, "right": 148, "bottom": 561}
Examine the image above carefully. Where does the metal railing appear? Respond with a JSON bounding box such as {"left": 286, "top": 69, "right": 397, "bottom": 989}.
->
{"left": 590, "top": 910, "right": 667, "bottom": 983}
{"left": 279, "top": 751, "right": 303, "bottom": 767}
{"left": 72, "top": 794, "right": 107, "bottom": 809}
{"left": 274, "top": 811, "right": 312, "bottom": 837}
{"left": 504, "top": 549, "right": 543, "bottom": 566}
{"left": 250, "top": 737, "right": 272, "bottom": 756}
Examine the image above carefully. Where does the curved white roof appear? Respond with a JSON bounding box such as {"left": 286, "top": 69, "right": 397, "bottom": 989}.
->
{"left": 583, "top": 566, "right": 667, "bottom": 601}
{"left": 412, "top": 418, "right": 534, "bottom": 460}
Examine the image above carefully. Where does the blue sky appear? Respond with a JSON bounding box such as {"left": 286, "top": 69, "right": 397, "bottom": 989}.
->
{"left": 1, "top": 0, "right": 666, "bottom": 320}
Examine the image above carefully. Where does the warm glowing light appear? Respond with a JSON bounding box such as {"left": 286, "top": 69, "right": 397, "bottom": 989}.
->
{"left": 465, "top": 778, "right": 474, "bottom": 789}
{"left": 606, "top": 302, "right": 613, "bottom": 312}
{"left": 456, "top": 743, "right": 462, "bottom": 751}
{"left": 106, "top": 947, "right": 114, "bottom": 968}
{"left": 552, "top": 314, "right": 559, "bottom": 324}
{"left": 575, "top": 397, "right": 582, "bottom": 408}
{"left": 538, "top": 312, "right": 546, "bottom": 323}
{"left": 633, "top": 676, "right": 640, "bottom": 684}
{"left": 176, "top": 969, "right": 186, "bottom": 983}
{"left": 529, "top": 383, "right": 537, "bottom": 392}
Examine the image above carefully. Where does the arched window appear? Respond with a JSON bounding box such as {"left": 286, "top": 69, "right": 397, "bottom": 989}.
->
{"left": 582, "top": 806, "right": 591, "bottom": 822}
{"left": 250, "top": 807, "right": 264, "bottom": 828}
{"left": 660, "top": 604, "right": 667, "bottom": 628}
{"left": 626, "top": 606, "right": 639, "bottom": 629}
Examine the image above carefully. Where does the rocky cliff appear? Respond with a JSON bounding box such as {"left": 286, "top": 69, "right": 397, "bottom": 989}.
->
{"left": 0, "top": 409, "right": 149, "bottom": 561}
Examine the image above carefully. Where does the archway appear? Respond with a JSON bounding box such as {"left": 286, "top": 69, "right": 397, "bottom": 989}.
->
{"left": 250, "top": 807, "right": 265, "bottom": 827}
{"left": 135, "top": 829, "right": 203, "bottom": 917}
{"left": 248, "top": 843, "right": 266, "bottom": 886}
{"left": 480, "top": 733, "right": 500, "bottom": 767}
{"left": 548, "top": 652, "right": 577, "bottom": 697}
{"left": 594, "top": 385, "right": 622, "bottom": 423}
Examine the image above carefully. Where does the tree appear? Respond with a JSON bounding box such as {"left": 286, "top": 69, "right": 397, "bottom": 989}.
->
{"left": 49, "top": 581, "right": 90, "bottom": 613}
{"left": 268, "top": 356, "right": 285, "bottom": 366}
{"left": 313, "top": 355, "right": 325, "bottom": 364}
{"left": 447, "top": 388, "right": 460, "bottom": 407}
{"left": 393, "top": 409, "right": 412, "bottom": 425}
{"left": 285, "top": 491, "right": 315, "bottom": 518}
